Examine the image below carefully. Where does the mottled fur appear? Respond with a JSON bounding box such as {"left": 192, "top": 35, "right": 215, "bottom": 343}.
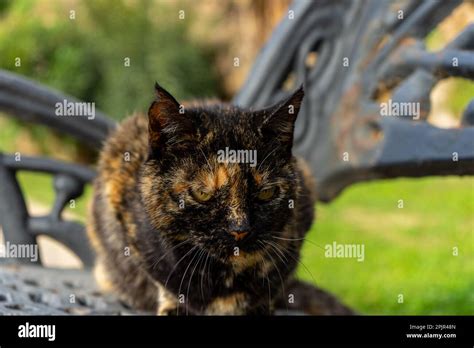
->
{"left": 87, "top": 83, "right": 348, "bottom": 315}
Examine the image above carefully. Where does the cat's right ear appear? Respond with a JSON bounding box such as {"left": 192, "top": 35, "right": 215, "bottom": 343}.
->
{"left": 148, "top": 82, "right": 195, "bottom": 155}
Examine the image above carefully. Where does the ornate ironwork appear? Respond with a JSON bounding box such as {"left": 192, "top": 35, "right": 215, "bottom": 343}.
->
{"left": 0, "top": 71, "right": 115, "bottom": 266}
{"left": 234, "top": 0, "right": 474, "bottom": 201}
{"left": 0, "top": 154, "right": 96, "bottom": 267}
{"left": 0, "top": 264, "right": 142, "bottom": 314}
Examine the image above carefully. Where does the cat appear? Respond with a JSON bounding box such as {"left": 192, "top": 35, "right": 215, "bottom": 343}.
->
{"left": 86, "top": 83, "right": 352, "bottom": 315}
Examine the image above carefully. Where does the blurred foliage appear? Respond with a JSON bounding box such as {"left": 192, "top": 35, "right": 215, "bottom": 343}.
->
{"left": 444, "top": 78, "right": 474, "bottom": 117}
{"left": 0, "top": 0, "right": 218, "bottom": 119}
{"left": 425, "top": 3, "right": 474, "bottom": 120}
{"left": 0, "top": 0, "right": 12, "bottom": 14}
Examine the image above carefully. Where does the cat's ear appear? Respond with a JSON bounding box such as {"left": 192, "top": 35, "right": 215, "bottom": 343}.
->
{"left": 148, "top": 82, "right": 196, "bottom": 154}
{"left": 258, "top": 85, "right": 304, "bottom": 151}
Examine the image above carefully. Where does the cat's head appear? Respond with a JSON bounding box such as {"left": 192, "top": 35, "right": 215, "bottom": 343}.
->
{"left": 139, "top": 83, "right": 304, "bottom": 263}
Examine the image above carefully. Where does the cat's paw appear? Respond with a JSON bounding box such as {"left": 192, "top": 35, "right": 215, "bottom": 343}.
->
{"left": 156, "top": 283, "right": 178, "bottom": 316}
{"left": 156, "top": 302, "right": 178, "bottom": 316}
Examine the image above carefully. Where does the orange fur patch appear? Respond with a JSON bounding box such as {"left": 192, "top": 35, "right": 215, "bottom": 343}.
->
{"left": 173, "top": 182, "right": 188, "bottom": 194}
{"left": 215, "top": 165, "right": 228, "bottom": 188}
{"left": 205, "top": 293, "right": 248, "bottom": 315}
{"left": 230, "top": 250, "right": 262, "bottom": 273}
{"left": 253, "top": 172, "right": 263, "bottom": 185}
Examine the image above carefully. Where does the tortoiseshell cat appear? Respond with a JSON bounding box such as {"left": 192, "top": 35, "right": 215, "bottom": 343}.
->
{"left": 87, "top": 83, "right": 352, "bottom": 315}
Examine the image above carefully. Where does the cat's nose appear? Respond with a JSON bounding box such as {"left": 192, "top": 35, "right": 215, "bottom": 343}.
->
{"left": 229, "top": 218, "right": 250, "bottom": 242}
{"left": 230, "top": 231, "right": 249, "bottom": 241}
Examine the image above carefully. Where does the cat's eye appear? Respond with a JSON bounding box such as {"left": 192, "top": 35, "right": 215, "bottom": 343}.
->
{"left": 257, "top": 187, "right": 277, "bottom": 201}
{"left": 191, "top": 189, "right": 213, "bottom": 203}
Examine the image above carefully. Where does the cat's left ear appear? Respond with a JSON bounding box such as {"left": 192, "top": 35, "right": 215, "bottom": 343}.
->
{"left": 258, "top": 85, "right": 304, "bottom": 150}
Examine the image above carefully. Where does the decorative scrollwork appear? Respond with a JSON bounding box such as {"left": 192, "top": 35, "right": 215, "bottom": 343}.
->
{"left": 234, "top": 0, "right": 474, "bottom": 201}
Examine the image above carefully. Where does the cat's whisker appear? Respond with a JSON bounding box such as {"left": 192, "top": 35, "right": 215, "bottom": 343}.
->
{"left": 204, "top": 248, "right": 217, "bottom": 295}
{"left": 151, "top": 239, "right": 190, "bottom": 271}
{"left": 272, "top": 235, "right": 325, "bottom": 251}
{"left": 258, "top": 253, "right": 266, "bottom": 287}
{"left": 277, "top": 244, "right": 319, "bottom": 285}
{"left": 186, "top": 249, "right": 205, "bottom": 316}
{"left": 265, "top": 240, "right": 289, "bottom": 263}
{"left": 264, "top": 239, "right": 317, "bottom": 283}
{"left": 257, "top": 146, "right": 278, "bottom": 171}
{"left": 164, "top": 245, "right": 197, "bottom": 291}
{"left": 200, "top": 250, "right": 211, "bottom": 303}
{"left": 198, "top": 147, "right": 213, "bottom": 172}
{"left": 176, "top": 248, "right": 201, "bottom": 315}
{"left": 265, "top": 241, "right": 289, "bottom": 266}
{"left": 256, "top": 252, "right": 272, "bottom": 314}
{"left": 207, "top": 248, "right": 218, "bottom": 291}
{"left": 272, "top": 236, "right": 304, "bottom": 241}
{"left": 183, "top": 249, "right": 200, "bottom": 316}
{"left": 205, "top": 251, "right": 212, "bottom": 294}
{"left": 259, "top": 240, "right": 288, "bottom": 314}
{"left": 265, "top": 274, "right": 272, "bottom": 314}
{"left": 185, "top": 249, "right": 204, "bottom": 315}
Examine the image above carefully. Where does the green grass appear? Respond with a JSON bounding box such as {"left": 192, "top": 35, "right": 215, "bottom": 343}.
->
{"left": 16, "top": 172, "right": 91, "bottom": 223}
{"left": 300, "top": 177, "right": 474, "bottom": 315}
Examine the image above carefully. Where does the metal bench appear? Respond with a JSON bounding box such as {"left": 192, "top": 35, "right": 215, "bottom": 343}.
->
{"left": 0, "top": 0, "right": 473, "bottom": 315}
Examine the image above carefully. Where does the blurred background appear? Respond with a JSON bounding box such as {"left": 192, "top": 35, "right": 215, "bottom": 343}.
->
{"left": 0, "top": 0, "right": 472, "bottom": 315}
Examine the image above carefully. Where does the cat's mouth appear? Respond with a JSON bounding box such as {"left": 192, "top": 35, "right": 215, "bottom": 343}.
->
{"left": 194, "top": 236, "right": 266, "bottom": 263}
{"left": 228, "top": 248, "right": 263, "bottom": 269}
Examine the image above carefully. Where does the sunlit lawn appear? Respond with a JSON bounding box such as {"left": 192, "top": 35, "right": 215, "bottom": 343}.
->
{"left": 300, "top": 177, "right": 474, "bottom": 315}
